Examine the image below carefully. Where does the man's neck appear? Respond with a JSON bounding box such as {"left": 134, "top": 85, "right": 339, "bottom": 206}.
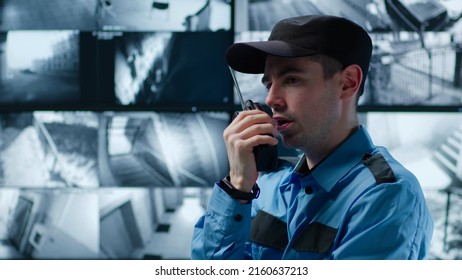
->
{"left": 304, "top": 125, "right": 360, "bottom": 169}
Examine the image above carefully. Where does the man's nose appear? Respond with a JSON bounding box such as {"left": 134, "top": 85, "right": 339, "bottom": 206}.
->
{"left": 265, "top": 84, "right": 284, "bottom": 109}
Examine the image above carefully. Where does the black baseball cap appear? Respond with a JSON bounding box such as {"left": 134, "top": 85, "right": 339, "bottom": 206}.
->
{"left": 226, "top": 15, "right": 372, "bottom": 90}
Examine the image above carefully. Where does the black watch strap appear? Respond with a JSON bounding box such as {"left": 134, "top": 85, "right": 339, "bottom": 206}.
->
{"left": 218, "top": 175, "right": 260, "bottom": 201}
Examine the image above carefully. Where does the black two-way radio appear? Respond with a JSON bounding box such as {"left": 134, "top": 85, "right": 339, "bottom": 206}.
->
{"left": 229, "top": 67, "right": 278, "bottom": 172}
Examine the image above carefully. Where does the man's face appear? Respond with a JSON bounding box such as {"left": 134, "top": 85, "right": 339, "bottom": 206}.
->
{"left": 263, "top": 55, "right": 343, "bottom": 153}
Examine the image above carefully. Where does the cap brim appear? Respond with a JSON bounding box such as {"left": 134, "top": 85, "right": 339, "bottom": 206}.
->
{"left": 226, "top": 41, "right": 318, "bottom": 74}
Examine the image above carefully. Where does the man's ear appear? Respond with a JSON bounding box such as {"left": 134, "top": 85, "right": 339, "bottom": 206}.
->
{"left": 340, "top": 64, "right": 362, "bottom": 100}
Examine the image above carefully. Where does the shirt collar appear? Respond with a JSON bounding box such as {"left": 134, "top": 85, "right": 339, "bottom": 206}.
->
{"left": 294, "top": 125, "right": 376, "bottom": 192}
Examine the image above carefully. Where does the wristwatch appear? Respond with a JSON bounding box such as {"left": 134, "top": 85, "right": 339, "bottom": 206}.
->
{"left": 218, "top": 175, "right": 260, "bottom": 201}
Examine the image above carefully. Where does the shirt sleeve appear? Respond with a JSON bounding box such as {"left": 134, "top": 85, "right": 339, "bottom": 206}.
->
{"left": 331, "top": 180, "right": 434, "bottom": 260}
{"left": 191, "top": 183, "right": 253, "bottom": 259}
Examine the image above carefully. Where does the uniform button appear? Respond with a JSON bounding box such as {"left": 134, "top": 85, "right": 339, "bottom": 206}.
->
{"left": 305, "top": 186, "right": 313, "bottom": 194}
{"left": 234, "top": 214, "right": 243, "bottom": 222}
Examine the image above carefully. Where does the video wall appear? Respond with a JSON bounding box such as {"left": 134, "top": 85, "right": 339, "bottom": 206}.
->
{"left": 0, "top": 0, "right": 462, "bottom": 260}
{"left": 0, "top": 0, "right": 235, "bottom": 188}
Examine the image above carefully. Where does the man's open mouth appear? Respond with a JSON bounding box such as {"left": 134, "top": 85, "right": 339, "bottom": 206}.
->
{"left": 273, "top": 117, "right": 292, "bottom": 130}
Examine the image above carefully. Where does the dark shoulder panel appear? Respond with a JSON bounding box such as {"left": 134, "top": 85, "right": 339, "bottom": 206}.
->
{"left": 362, "top": 153, "right": 397, "bottom": 184}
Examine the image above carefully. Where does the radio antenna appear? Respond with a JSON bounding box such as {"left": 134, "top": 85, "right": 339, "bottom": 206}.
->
{"left": 228, "top": 66, "right": 246, "bottom": 110}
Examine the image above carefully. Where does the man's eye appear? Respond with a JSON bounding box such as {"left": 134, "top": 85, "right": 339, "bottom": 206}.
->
{"left": 286, "top": 77, "right": 299, "bottom": 84}
{"left": 264, "top": 82, "right": 272, "bottom": 90}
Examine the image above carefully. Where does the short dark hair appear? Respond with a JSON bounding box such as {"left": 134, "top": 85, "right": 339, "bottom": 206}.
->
{"left": 308, "top": 54, "right": 365, "bottom": 97}
{"left": 308, "top": 54, "right": 343, "bottom": 80}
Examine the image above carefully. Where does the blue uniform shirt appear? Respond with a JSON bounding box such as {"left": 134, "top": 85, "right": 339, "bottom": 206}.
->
{"left": 192, "top": 126, "right": 434, "bottom": 259}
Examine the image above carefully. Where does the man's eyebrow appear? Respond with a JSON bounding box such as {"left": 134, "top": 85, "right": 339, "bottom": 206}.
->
{"left": 261, "top": 66, "right": 305, "bottom": 84}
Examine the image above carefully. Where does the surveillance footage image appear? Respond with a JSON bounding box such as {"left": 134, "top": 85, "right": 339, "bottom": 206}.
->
{"left": 102, "top": 111, "right": 230, "bottom": 187}
{"left": 0, "top": 111, "right": 99, "bottom": 188}
{"left": 0, "top": 189, "right": 99, "bottom": 260}
{"left": 0, "top": 31, "right": 80, "bottom": 108}
{"left": 99, "top": 187, "right": 206, "bottom": 260}
{"left": 235, "top": 0, "right": 390, "bottom": 31}
{"left": 361, "top": 31, "right": 462, "bottom": 108}
{"left": 114, "top": 31, "right": 232, "bottom": 109}
{"left": 235, "top": 0, "right": 462, "bottom": 32}
{"left": 93, "top": 0, "right": 232, "bottom": 32}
